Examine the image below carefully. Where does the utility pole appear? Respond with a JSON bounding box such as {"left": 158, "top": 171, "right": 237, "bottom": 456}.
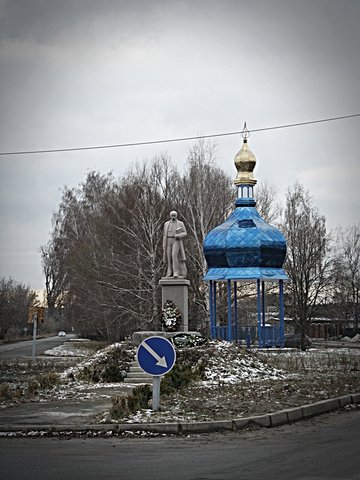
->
{"left": 31, "top": 315, "right": 37, "bottom": 360}
{"left": 28, "top": 306, "right": 42, "bottom": 361}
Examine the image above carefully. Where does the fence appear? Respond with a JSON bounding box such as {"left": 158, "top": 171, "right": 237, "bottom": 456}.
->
{"left": 214, "top": 324, "right": 280, "bottom": 347}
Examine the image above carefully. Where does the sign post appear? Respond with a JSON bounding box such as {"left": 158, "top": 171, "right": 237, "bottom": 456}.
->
{"left": 136, "top": 336, "right": 176, "bottom": 411}
{"left": 28, "top": 307, "right": 45, "bottom": 360}
{"left": 152, "top": 376, "right": 161, "bottom": 411}
{"left": 28, "top": 307, "right": 38, "bottom": 360}
{"left": 31, "top": 316, "right": 37, "bottom": 361}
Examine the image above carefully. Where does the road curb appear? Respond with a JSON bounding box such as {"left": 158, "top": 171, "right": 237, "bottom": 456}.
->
{"left": 1, "top": 393, "right": 359, "bottom": 436}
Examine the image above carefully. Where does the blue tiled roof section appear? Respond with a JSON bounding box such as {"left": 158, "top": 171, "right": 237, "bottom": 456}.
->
{"left": 203, "top": 267, "right": 289, "bottom": 281}
{"left": 204, "top": 267, "right": 228, "bottom": 280}
{"left": 203, "top": 198, "right": 288, "bottom": 280}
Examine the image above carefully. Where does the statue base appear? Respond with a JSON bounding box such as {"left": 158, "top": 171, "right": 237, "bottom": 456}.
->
{"left": 159, "top": 277, "right": 190, "bottom": 332}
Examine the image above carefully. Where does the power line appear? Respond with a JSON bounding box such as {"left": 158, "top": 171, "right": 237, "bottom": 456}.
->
{"left": 0, "top": 113, "right": 359, "bottom": 157}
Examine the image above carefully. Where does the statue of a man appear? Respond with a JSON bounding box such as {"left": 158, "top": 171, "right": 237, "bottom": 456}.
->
{"left": 163, "top": 211, "right": 187, "bottom": 278}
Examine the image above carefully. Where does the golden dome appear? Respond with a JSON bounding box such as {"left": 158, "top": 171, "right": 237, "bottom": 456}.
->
{"left": 233, "top": 123, "right": 257, "bottom": 186}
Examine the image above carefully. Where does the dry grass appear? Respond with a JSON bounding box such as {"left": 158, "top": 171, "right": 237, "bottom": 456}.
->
{"left": 1, "top": 342, "right": 360, "bottom": 423}
{"left": 0, "top": 358, "right": 76, "bottom": 404}
{"left": 154, "top": 347, "right": 360, "bottom": 421}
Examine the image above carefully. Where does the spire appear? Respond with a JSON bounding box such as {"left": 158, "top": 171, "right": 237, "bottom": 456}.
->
{"left": 233, "top": 122, "right": 257, "bottom": 187}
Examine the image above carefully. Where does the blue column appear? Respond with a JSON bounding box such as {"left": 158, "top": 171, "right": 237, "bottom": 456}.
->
{"left": 261, "top": 281, "right": 266, "bottom": 327}
{"left": 257, "top": 279, "right": 262, "bottom": 348}
{"left": 279, "top": 280, "right": 285, "bottom": 348}
{"left": 209, "top": 281, "right": 214, "bottom": 339}
{"left": 234, "top": 281, "right": 238, "bottom": 343}
{"left": 227, "top": 280, "right": 232, "bottom": 341}
{"left": 214, "top": 282, "right": 217, "bottom": 338}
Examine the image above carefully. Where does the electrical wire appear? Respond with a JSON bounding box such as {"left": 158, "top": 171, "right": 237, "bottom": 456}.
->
{"left": 0, "top": 113, "right": 359, "bottom": 157}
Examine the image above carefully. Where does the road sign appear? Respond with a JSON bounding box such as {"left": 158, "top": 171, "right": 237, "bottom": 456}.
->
{"left": 28, "top": 306, "right": 45, "bottom": 324}
{"left": 28, "top": 306, "right": 37, "bottom": 324}
{"left": 137, "top": 336, "right": 176, "bottom": 377}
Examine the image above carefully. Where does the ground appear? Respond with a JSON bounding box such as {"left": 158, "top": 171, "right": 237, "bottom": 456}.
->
{"left": 0, "top": 338, "right": 360, "bottom": 426}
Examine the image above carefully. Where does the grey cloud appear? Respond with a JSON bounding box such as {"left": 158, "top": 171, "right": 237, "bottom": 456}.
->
{"left": 0, "top": 0, "right": 167, "bottom": 44}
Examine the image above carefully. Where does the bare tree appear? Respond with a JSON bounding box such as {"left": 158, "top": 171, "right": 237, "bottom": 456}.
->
{"left": 281, "top": 183, "right": 332, "bottom": 349}
{"left": 49, "top": 172, "right": 120, "bottom": 338}
{"left": 174, "top": 140, "right": 234, "bottom": 331}
{"left": 41, "top": 239, "right": 68, "bottom": 321}
{"left": 102, "top": 156, "right": 176, "bottom": 332}
{"left": 0, "top": 278, "right": 35, "bottom": 340}
{"left": 333, "top": 224, "right": 360, "bottom": 334}
{"left": 256, "top": 181, "right": 282, "bottom": 224}
{"left": 46, "top": 158, "right": 179, "bottom": 340}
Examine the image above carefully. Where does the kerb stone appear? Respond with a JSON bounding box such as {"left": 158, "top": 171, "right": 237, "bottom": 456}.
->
{"left": 302, "top": 399, "right": 340, "bottom": 418}
{"left": 350, "top": 393, "right": 360, "bottom": 404}
{"left": 234, "top": 414, "right": 271, "bottom": 428}
{"left": 285, "top": 407, "right": 304, "bottom": 423}
{"left": 269, "top": 410, "right": 289, "bottom": 426}
{"left": 337, "top": 395, "right": 352, "bottom": 407}
{"left": 180, "top": 420, "right": 233, "bottom": 434}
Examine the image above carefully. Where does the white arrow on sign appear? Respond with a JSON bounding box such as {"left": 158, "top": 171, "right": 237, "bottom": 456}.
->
{"left": 142, "top": 340, "right": 168, "bottom": 368}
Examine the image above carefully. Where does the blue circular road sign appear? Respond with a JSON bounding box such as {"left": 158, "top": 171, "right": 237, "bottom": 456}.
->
{"left": 137, "top": 336, "right": 176, "bottom": 376}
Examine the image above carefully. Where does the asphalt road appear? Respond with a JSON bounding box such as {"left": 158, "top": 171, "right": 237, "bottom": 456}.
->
{"left": 1, "top": 409, "right": 359, "bottom": 480}
{"left": 0, "top": 334, "right": 75, "bottom": 359}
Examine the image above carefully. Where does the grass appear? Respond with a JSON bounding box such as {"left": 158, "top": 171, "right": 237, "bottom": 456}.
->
{"left": 0, "top": 371, "right": 60, "bottom": 402}
{"left": 72, "top": 340, "right": 111, "bottom": 353}
{"left": 1, "top": 341, "right": 360, "bottom": 423}
{"left": 114, "top": 345, "right": 360, "bottom": 423}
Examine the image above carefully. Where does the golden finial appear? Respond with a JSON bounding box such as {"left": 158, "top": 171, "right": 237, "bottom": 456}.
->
{"left": 234, "top": 122, "right": 257, "bottom": 186}
{"left": 242, "top": 121, "right": 250, "bottom": 142}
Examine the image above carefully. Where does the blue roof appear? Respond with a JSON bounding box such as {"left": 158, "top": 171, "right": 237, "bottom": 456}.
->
{"left": 203, "top": 198, "right": 288, "bottom": 281}
{"left": 204, "top": 267, "right": 288, "bottom": 281}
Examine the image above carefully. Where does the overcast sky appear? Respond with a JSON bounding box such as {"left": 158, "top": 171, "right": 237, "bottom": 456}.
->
{"left": 0, "top": 0, "right": 359, "bottom": 291}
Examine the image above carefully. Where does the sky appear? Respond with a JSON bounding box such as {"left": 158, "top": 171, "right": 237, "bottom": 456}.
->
{"left": 0, "top": 0, "right": 359, "bottom": 291}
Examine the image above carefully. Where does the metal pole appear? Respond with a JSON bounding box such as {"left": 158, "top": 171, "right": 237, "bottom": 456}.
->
{"left": 31, "top": 317, "right": 37, "bottom": 361}
{"left": 152, "top": 376, "right": 161, "bottom": 411}
{"left": 214, "top": 282, "right": 217, "bottom": 338}
{"left": 227, "top": 280, "right": 232, "bottom": 341}
{"left": 234, "top": 281, "right": 238, "bottom": 343}
{"left": 257, "top": 280, "right": 262, "bottom": 348}
{"left": 279, "top": 280, "right": 285, "bottom": 348}
{"left": 209, "top": 281, "right": 214, "bottom": 339}
{"left": 261, "top": 281, "right": 266, "bottom": 327}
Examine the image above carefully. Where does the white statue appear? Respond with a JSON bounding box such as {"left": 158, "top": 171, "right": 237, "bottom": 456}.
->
{"left": 163, "top": 211, "right": 187, "bottom": 278}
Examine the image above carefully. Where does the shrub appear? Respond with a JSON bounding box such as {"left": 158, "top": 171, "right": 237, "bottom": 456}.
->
{"left": 110, "top": 384, "right": 152, "bottom": 419}
{"left": 26, "top": 379, "right": 39, "bottom": 397}
{"left": 36, "top": 372, "right": 59, "bottom": 389}
{"left": 102, "top": 361, "right": 125, "bottom": 383}
{"left": 0, "top": 383, "right": 12, "bottom": 401}
{"left": 76, "top": 345, "right": 133, "bottom": 383}
{"left": 161, "top": 363, "right": 199, "bottom": 395}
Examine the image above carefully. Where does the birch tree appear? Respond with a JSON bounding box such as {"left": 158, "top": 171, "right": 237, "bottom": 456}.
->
{"left": 101, "top": 156, "right": 176, "bottom": 332}
{"left": 333, "top": 224, "right": 360, "bottom": 334}
{"left": 41, "top": 239, "right": 68, "bottom": 321}
{"left": 256, "top": 181, "right": 282, "bottom": 224}
{"left": 174, "top": 140, "right": 234, "bottom": 331}
{"left": 281, "top": 182, "right": 332, "bottom": 349}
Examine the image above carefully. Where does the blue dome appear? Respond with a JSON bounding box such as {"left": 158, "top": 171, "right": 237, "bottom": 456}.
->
{"left": 203, "top": 198, "right": 288, "bottom": 281}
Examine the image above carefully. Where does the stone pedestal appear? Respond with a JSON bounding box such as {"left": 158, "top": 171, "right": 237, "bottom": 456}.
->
{"left": 159, "top": 277, "right": 190, "bottom": 332}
